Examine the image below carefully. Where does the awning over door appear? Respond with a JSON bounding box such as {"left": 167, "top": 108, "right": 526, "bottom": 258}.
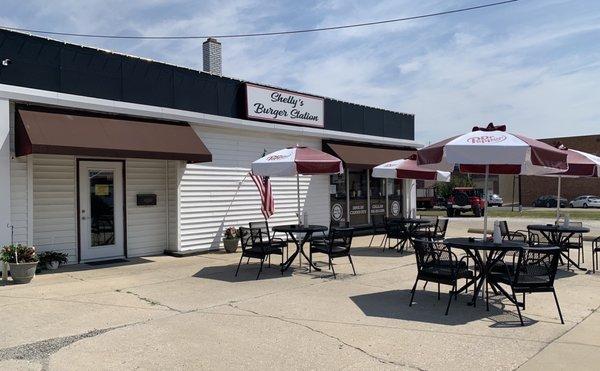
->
{"left": 323, "top": 141, "right": 415, "bottom": 169}
{"left": 15, "top": 108, "right": 212, "bottom": 162}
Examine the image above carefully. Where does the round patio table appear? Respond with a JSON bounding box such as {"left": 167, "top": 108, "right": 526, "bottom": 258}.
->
{"left": 445, "top": 237, "right": 526, "bottom": 307}
{"left": 273, "top": 224, "right": 328, "bottom": 272}
{"left": 527, "top": 224, "right": 590, "bottom": 271}
{"left": 387, "top": 218, "right": 432, "bottom": 253}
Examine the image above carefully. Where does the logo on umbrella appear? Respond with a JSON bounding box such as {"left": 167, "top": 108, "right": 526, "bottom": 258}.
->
{"left": 467, "top": 135, "right": 507, "bottom": 144}
{"left": 266, "top": 153, "right": 292, "bottom": 161}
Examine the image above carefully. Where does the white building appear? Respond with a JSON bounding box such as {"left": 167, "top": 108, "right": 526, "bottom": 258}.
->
{"left": 0, "top": 31, "right": 421, "bottom": 263}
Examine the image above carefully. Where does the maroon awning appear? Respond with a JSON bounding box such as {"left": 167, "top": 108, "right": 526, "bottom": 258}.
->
{"left": 323, "top": 141, "right": 415, "bottom": 170}
{"left": 15, "top": 108, "right": 212, "bottom": 163}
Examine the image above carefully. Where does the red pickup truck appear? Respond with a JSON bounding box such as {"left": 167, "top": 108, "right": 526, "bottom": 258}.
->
{"left": 446, "top": 187, "right": 486, "bottom": 217}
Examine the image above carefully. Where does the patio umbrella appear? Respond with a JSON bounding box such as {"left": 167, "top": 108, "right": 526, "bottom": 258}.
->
{"left": 417, "top": 123, "right": 568, "bottom": 239}
{"left": 251, "top": 145, "right": 343, "bottom": 224}
{"left": 544, "top": 143, "right": 600, "bottom": 218}
{"left": 372, "top": 154, "right": 451, "bottom": 181}
{"left": 372, "top": 154, "right": 451, "bottom": 217}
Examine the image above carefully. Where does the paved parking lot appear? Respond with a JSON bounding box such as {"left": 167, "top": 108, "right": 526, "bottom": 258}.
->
{"left": 1, "top": 227, "right": 599, "bottom": 370}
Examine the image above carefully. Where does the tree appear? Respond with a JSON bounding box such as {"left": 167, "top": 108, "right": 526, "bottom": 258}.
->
{"left": 434, "top": 173, "right": 474, "bottom": 199}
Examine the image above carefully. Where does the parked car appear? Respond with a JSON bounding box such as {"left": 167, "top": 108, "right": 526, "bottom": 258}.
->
{"left": 533, "top": 195, "right": 567, "bottom": 208}
{"left": 446, "top": 187, "right": 485, "bottom": 217}
{"left": 487, "top": 193, "right": 503, "bottom": 207}
{"left": 569, "top": 195, "right": 600, "bottom": 208}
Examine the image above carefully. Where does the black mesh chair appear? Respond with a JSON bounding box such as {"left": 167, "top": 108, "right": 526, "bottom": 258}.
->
{"left": 592, "top": 236, "right": 600, "bottom": 273}
{"left": 368, "top": 214, "right": 387, "bottom": 247}
{"left": 409, "top": 239, "right": 473, "bottom": 315}
{"left": 488, "top": 246, "right": 563, "bottom": 325}
{"left": 236, "top": 227, "right": 284, "bottom": 279}
{"left": 563, "top": 221, "right": 585, "bottom": 266}
{"left": 310, "top": 227, "right": 355, "bottom": 278}
{"left": 412, "top": 218, "right": 448, "bottom": 242}
{"left": 249, "top": 220, "right": 289, "bottom": 259}
{"left": 383, "top": 219, "right": 410, "bottom": 253}
{"left": 498, "top": 221, "right": 528, "bottom": 242}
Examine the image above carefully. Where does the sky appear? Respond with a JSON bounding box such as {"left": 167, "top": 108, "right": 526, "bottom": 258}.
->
{"left": 2, "top": 0, "right": 599, "bottom": 144}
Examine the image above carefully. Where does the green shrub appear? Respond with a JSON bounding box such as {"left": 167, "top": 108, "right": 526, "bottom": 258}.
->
{"left": 1, "top": 244, "right": 39, "bottom": 264}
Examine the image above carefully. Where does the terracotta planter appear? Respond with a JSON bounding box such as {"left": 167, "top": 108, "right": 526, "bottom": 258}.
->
{"left": 9, "top": 262, "right": 38, "bottom": 284}
{"left": 223, "top": 238, "right": 239, "bottom": 253}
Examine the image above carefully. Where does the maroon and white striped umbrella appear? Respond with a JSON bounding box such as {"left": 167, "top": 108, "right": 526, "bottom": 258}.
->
{"left": 417, "top": 123, "right": 568, "bottom": 175}
{"left": 251, "top": 146, "right": 343, "bottom": 177}
{"left": 417, "top": 123, "right": 568, "bottom": 239}
{"left": 545, "top": 142, "right": 600, "bottom": 217}
{"left": 252, "top": 146, "right": 343, "bottom": 224}
{"left": 372, "top": 154, "right": 451, "bottom": 181}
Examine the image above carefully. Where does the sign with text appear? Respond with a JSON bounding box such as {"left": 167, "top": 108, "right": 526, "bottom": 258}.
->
{"left": 245, "top": 83, "right": 324, "bottom": 127}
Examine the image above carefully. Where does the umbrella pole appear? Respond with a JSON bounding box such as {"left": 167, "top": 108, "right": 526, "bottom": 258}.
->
{"left": 483, "top": 165, "right": 489, "bottom": 241}
{"left": 556, "top": 175, "right": 561, "bottom": 220}
{"left": 297, "top": 173, "right": 301, "bottom": 225}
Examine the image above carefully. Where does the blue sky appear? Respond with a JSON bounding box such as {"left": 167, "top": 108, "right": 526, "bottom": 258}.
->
{"left": 2, "top": 0, "right": 599, "bottom": 144}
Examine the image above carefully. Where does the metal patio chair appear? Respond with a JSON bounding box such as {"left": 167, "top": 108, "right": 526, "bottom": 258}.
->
{"left": 488, "top": 245, "right": 563, "bottom": 325}
{"left": 409, "top": 239, "right": 473, "bottom": 315}
{"left": 309, "top": 227, "right": 355, "bottom": 278}
{"left": 236, "top": 227, "right": 284, "bottom": 279}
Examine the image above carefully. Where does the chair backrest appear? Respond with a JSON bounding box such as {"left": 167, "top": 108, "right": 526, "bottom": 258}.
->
{"left": 239, "top": 227, "right": 264, "bottom": 252}
{"left": 498, "top": 220, "right": 510, "bottom": 238}
{"left": 570, "top": 221, "right": 583, "bottom": 227}
{"left": 513, "top": 246, "right": 561, "bottom": 289}
{"left": 329, "top": 227, "right": 354, "bottom": 253}
{"left": 330, "top": 220, "right": 349, "bottom": 230}
{"left": 249, "top": 221, "right": 271, "bottom": 240}
{"left": 435, "top": 218, "right": 448, "bottom": 237}
{"left": 413, "top": 239, "right": 455, "bottom": 270}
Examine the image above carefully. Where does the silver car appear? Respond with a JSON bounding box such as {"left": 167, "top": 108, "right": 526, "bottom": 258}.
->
{"left": 487, "top": 193, "right": 503, "bottom": 207}
{"left": 569, "top": 195, "right": 600, "bottom": 208}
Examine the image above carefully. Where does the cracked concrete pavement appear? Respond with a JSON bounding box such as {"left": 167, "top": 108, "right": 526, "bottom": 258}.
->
{"left": 1, "top": 227, "right": 599, "bottom": 370}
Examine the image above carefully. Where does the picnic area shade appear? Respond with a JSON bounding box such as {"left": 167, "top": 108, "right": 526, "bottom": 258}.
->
{"left": 417, "top": 123, "right": 568, "bottom": 239}
{"left": 543, "top": 142, "right": 600, "bottom": 218}
{"left": 251, "top": 146, "right": 343, "bottom": 223}
{"left": 372, "top": 154, "right": 451, "bottom": 181}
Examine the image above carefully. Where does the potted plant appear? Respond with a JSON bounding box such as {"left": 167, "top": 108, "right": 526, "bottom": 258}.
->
{"left": 1, "top": 244, "right": 39, "bottom": 284}
{"left": 38, "top": 251, "right": 69, "bottom": 270}
{"left": 222, "top": 227, "right": 240, "bottom": 253}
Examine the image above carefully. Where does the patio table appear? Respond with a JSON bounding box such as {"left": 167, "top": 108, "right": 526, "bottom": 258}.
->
{"left": 273, "top": 224, "right": 328, "bottom": 272}
{"left": 388, "top": 218, "right": 432, "bottom": 252}
{"left": 527, "top": 224, "right": 590, "bottom": 271}
{"left": 445, "top": 237, "right": 526, "bottom": 307}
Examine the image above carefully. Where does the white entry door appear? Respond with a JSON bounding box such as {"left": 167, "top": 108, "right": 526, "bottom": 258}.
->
{"left": 78, "top": 161, "right": 125, "bottom": 262}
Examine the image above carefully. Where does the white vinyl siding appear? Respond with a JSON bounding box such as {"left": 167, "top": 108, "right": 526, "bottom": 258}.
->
{"left": 10, "top": 156, "right": 28, "bottom": 245}
{"left": 179, "top": 126, "right": 330, "bottom": 252}
{"left": 125, "top": 159, "right": 170, "bottom": 257}
{"left": 167, "top": 160, "right": 181, "bottom": 251}
{"left": 32, "top": 154, "right": 78, "bottom": 262}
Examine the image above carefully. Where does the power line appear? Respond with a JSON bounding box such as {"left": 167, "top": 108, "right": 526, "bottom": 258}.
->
{"left": 1, "top": 0, "right": 517, "bottom": 40}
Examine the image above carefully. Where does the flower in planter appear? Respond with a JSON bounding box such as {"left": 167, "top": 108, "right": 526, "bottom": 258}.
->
{"left": 223, "top": 227, "right": 240, "bottom": 240}
{"left": 1, "top": 244, "right": 38, "bottom": 264}
{"left": 38, "top": 251, "right": 69, "bottom": 269}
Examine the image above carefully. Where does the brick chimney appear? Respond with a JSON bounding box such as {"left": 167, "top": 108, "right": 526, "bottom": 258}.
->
{"left": 202, "top": 37, "right": 222, "bottom": 75}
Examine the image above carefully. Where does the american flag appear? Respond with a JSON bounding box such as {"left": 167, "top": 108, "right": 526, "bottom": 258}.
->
{"left": 250, "top": 171, "right": 274, "bottom": 219}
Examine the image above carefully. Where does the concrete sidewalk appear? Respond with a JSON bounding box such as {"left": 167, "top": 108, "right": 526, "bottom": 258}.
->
{"left": 1, "top": 234, "right": 599, "bottom": 370}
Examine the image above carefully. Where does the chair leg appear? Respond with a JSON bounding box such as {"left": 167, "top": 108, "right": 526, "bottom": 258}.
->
{"left": 268, "top": 254, "right": 271, "bottom": 268}
{"left": 552, "top": 289, "right": 565, "bottom": 324}
{"left": 486, "top": 281, "right": 489, "bottom": 312}
{"left": 437, "top": 283, "right": 440, "bottom": 300}
{"left": 445, "top": 284, "right": 455, "bottom": 315}
{"left": 369, "top": 233, "right": 375, "bottom": 247}
{"left": 409, "top": 278, "right": 419, "bottom": 307}
{"left": 329, "top": 256, "right": 336, "bottom": 278}
{"left": 246, "top": 257, "right": 250, "bottom": 264}
{"left": 256, "top": 258, "right": 264, "bottom": 280}
{"left": 235, "top": 254, "right": 244, "bottom": 277}
{"left": 423, "top": 282, "right": 428, "bottom": 290}
{"left": 309, "top": 249, "right": 312, "bottom": 273}
{"left": 281, "top": 253, "right": 284, "bottom": 275}
{"left": 348, "top": 255, "right": 356, "bottom": 276}
{"left": 523, "top": 292, "right": 526, "bottom": 310}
